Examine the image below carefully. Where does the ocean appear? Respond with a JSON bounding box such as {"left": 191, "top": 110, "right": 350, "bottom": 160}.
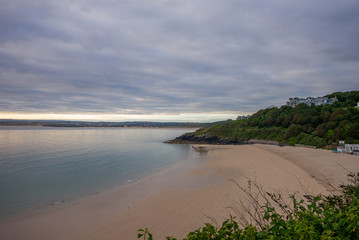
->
{"left": 0, "top": 127, "right": 193, "bottom": 219}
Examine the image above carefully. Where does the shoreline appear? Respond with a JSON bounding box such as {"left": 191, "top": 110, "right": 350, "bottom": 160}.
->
{"left": 0, "top": 144, "right": 199, "bottom": 222}
{"left": 0, "top": 147, "right": 212, "bottom": 239}
{"left": 1, "top": 144, "right": 358, "bottom": 240}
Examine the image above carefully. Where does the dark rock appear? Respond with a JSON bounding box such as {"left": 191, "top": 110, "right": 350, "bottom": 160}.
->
{"left": 165, "top": 133, "right": 248, "bottom": 145}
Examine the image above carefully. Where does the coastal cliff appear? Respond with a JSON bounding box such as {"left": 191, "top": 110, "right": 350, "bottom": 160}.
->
{"left": 166, "top": 132, "right": 290, "bottom": 146}
{"left": 166, "top": 132, "right": 248, "bottom": 145}
{"left": 168, "top": 91, "right": 359, "bottom": 147}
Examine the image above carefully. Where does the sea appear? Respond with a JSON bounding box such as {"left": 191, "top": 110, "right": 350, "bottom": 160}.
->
{"left": 0, "top": 126, "right": 193, "bottom": 219}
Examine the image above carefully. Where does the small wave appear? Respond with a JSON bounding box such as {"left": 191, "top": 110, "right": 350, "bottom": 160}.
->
{"left": 126, "top": 177, "right": 139, "bottom": 184}
{"left": 52, "top": 199, "right": 69, "bottom": 205}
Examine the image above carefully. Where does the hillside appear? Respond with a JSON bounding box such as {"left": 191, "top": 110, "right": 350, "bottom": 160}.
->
{"left": 171, "top": 91, "right": 359, "bottom": 147}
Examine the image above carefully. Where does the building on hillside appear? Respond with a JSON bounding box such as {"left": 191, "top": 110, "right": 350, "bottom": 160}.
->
{"left": 236, "top": 115, "right": 250, "bottom": 120}
{"left": 286, "top": 96, "right": 338, "bottom": 107}
{"left": 356, "top": 102, "right": 359, "bottom": 108}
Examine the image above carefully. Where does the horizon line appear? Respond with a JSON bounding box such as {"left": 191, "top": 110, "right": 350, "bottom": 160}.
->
{"left": 0, "top": 112, "right": 251, "bottom": 123}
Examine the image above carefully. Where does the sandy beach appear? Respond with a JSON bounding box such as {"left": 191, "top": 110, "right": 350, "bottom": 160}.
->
{"left": 1, "top": 144, "right": 358, "bottom": 240}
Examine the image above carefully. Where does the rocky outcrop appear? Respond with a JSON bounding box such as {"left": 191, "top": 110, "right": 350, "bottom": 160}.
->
{"left": 166, "top": 133, "right": 291, "bottom": 146}
{"left": 165, "top": 132, "right": 248, "bottom": 145}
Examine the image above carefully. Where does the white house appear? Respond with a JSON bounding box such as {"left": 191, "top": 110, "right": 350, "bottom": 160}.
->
{"left": 344, "top": 144, "right": 359, "bottom": 154}
{"left": 286, "top": 96, "right": 338, "bottom": 107}
{"left": 236, "top": 115, "right": 250, "bottom": 120}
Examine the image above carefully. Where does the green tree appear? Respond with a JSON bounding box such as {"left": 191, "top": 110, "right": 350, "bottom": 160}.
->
{"left": 284, "top": 124, "right": 303, "bottom": 139}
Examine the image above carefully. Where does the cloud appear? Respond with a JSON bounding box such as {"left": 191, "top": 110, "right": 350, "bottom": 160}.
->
{"left": 0, "top": 0, "right": 359, "bottom": 120}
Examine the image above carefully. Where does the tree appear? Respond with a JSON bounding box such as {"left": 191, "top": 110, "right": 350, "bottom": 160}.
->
{"left": 284, "top": 124, "right": 302, "bottom": 139}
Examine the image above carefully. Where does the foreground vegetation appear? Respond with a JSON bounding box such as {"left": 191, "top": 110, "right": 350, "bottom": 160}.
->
{"left": 195, "top": 91, "right": 359, "bottom": 147}
{"left": 138, "top": 172, "right": 359, "bottom": 239}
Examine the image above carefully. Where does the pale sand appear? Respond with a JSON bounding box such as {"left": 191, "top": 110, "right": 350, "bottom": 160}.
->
{"left": 1, "top": 144, "right": 358, "bottom": 240}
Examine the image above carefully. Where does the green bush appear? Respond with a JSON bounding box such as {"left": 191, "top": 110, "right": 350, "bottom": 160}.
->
{"left": 138, "top": 173, "right": 359, "bottom": 240}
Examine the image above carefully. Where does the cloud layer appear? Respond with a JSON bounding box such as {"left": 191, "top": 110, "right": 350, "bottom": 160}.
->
{"left": 1, "top": 0, "right": 359, "bottom": 119}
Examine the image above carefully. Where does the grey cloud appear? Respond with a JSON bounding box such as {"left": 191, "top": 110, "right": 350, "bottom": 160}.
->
{"left": 0, "top": 0, "right": 358, "bottom": 118}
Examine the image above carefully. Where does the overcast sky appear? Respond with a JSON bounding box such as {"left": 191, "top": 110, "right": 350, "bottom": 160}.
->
{"left": 1, "top": 0, "right": 358, "bottom": 122}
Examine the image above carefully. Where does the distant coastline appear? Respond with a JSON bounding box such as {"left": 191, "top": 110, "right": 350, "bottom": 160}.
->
{"left": 0, "top": 120, "right": 204, "bottom": 128}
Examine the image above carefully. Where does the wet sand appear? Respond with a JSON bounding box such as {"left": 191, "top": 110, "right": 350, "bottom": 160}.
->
{"left": 1, "top": 144, "right": 358, "bottom": 240}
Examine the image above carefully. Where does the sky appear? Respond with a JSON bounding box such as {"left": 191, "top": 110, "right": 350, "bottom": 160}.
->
{"left": 0, "top": 0, "right": 358, "bottom": 122}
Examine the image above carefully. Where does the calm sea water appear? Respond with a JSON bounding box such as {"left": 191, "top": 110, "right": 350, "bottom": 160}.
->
{"left": 0, "top": 127, "right": 192, "bottom": 219}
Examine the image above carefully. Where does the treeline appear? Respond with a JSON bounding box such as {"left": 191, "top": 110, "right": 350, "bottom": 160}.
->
{"left": 195, "top": 91, "right": 359, "bottom": 147}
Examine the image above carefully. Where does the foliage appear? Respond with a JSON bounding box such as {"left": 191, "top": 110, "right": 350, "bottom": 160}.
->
{"left": 138, "top": 173, "right": 359, "bottom": 239}
{"left": 194, "top": 91, "right": 359, "bottom": 147}
{"left": 324, "top": 172, "right": 359, "bottom": 210}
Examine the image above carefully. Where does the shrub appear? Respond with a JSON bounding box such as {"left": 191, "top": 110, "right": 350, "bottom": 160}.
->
{"left": 138, "top": 173, "right": 359, "bottom": 240}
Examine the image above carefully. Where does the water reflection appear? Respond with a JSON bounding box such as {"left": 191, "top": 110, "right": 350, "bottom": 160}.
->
{"left": 192, "top": 145, "right": 209, "bottom": 155}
